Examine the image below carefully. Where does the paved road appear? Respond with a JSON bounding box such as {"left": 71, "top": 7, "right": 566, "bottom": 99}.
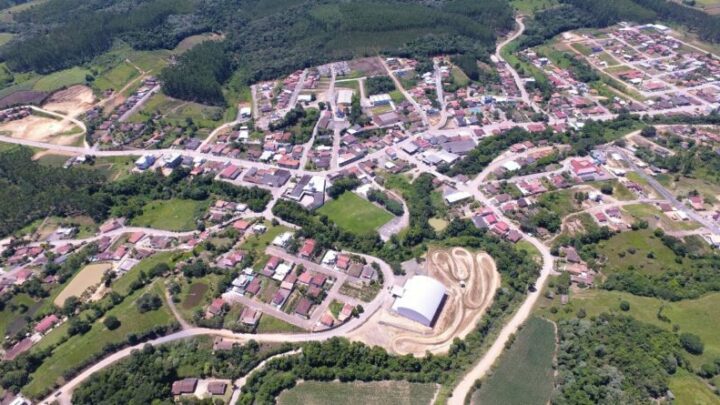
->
{"left": 609, "top": 145, "right": 720, "bottom": 235}
{"left": 39, "top": 249, "right": 395, "bottom": 404}
{"left": 495, "top": 17, "right": 538, "bottom": 113}
{"left": 118, "top": 85, "right": 160, "bottom": 122}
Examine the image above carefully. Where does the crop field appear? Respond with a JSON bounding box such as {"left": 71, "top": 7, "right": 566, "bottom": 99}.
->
{"left": 317, "top": 192, "right": 393, "bottom": 235}
{"left": 54, "top": 262, "right": 113, "bottom": 306}
{"left": 471, "top": 317, "right": 555, "bottom": 405}
{"left": 131, "top": 199, "right": 208, "bottom": 231}
{"left": 22, "top": 281, "right": 174, "bottom": 398}
{"left": 537, "top": 287, "right": 720, "bottom": 368}
{"left": 278, "top": 381, "right": 438, "bottom": 405}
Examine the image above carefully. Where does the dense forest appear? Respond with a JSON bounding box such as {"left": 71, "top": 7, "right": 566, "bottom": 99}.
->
{"left": 0, "top": 0, "right": 514, "bottom": 103}
{"left": 0, "top": 146, "right": 271, "bottom": 237}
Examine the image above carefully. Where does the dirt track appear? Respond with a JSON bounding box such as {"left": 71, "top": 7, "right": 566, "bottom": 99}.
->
{"left": 349, "top": 247, "right": 499, "bottom": 356}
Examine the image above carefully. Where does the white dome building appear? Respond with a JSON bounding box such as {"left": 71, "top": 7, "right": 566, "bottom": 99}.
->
{"left": 392, "top": 275, "right": 447, "bottom": 327}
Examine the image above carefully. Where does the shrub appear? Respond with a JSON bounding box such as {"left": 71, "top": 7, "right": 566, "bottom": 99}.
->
{"left": 103, "top": 315, "right": 121, "bottom": 330}
{"left": 619, "top": 301, "right": 630, "bottom": 311}
{"left": 680, "top": 333, "right": 704, "bottom": 355}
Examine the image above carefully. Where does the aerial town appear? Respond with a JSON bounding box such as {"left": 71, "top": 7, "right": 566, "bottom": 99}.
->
{"left": 1, "top": 1, "right": 720, "bottom": 404}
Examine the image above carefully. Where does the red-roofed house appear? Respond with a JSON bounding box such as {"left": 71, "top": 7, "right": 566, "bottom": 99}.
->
{"left": 207, "top": 298, "right": 225, "bottom": 316}
{"left": 299, "top": 239, "right": 316, "bottom": 258}
{"left": 35, "top": 314, "right": 59, "bottom": 334}
{"left": 570, "top": 159, "right": 598, "bottom": 177}
{"left": 336, "top": 255, "right": 350, "bottom": 270}
{"left": 220, "top": 164, "right": 241, "bottom": 180}
{"left": 127, "top": 232, "right": 145, "bottom": 244}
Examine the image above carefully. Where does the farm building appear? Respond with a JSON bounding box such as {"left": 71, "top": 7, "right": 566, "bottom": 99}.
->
{"left": 391, "top": 275, "right": 446, "bottom": 327}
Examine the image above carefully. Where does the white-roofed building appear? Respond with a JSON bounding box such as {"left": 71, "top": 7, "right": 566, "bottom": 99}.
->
{"left": 337, "top": 89, "right": 354, "bottom": 106}
{"left": 391, "top": 275, "right": 446, "bottom": 326}
{"left": 369, "top": 94, "right": 392, "bottom": 106}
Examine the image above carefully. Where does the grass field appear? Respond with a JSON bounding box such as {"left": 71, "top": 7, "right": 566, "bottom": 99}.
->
{"left": 536, "top": 287, "right": 720, "bottom": 368}
{"left": 318, "top": 192, "right": 393, "bottom": 235}
{"left": 669, "top": 369, "right": 720, "bottom": 405}
{"left": 93, "top": 61, "right": 140, "bottom": 92}
{"left": 471, "top": 317, "right": 555, "bottom": 405}
{"left": 278, "top": 381, "right": 438, "bottom": 405}
{"left": 256, "top": 314, "right": 304, "bottom": 333}
{"left": 129, "top": 92, "right": 224, "bottom": 129}
{"left": 54, "top": 262, "right": 113, "bottom": 306}
{"left": 23, "top": 281, "right": 174, "bottom": 398}
{"left": 539, "top": 189, "right": 580, "bottom": 218}
{"left": 596, "top": 229, "right": 682, "bottom": 275}
{"left": 131, "top": 199, "right": 208, "bottom": 232}
{"left": 32, "top": 67, "right": 91, "bottom": 92}
{"left": 0, "top": 293, "right": 38, "bottom": 338}
{"left": 451, "top": 66, "right": 470, "bottom": 87}
{"left": 177, "top": 274, "right": 221, "bottom": 322}
{"left": 241, "top": 223, "right": 291, "bottom": 259}
{"left": 588, "top": 180, "right": 634, "bottom": 201}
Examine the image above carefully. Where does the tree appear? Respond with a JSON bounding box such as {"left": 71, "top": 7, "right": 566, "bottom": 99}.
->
{"left": 68, "top": 318, "right": 91, "bottom": 336}
{"left": 103, "top": 315, "right": 121, "bottom": 330}
{"left": 641, "top": 126, "right": 657, "bottom": 137}
{"left": 619, "top": 301, "right": 630, "bottom": 311}
{"left": 136, "top": 294, "right": 162, "bottom": 313}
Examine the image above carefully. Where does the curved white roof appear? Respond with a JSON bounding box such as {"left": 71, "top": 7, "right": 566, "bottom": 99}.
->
{"left": 392, "top": 275, "right": 446, "bottom": 326}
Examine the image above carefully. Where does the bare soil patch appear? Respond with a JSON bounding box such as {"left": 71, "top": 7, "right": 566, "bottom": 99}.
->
{"left": 349, "top": 57, "right": 386, "bottom": 77}
{"left": 54, "top": 262, "right": 113, "bottom": 306}
{"left": 0, "top": 114, "right": 82, "bottom": 145}
{"left": 43, "top": 85, "right": 95, "bottom": 117}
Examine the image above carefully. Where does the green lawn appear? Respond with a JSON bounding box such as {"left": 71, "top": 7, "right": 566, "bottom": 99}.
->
{"left": 22, "top": 281, "right": 174, "bottom": 398}
{"left": 596, "top": 229, "right": 682, "bottom": 275}
{"left": 537, "top": 287, "right": 720, "bottom": 368}
{"left": 131, "top": 199, "right": 208, "bottom": 232}
{"left": 0, "top": 293, "right": 38, "bottom": 338}
{"left": 588, "top": 180, "right": 634, "bottom": 201}
{"left": 451, "top": 66, "right": 470, "bottom": 87}
{"left": 471, "top": 317, "right": 555, "bottom": 405}
{"left": 241, "top": 223, "right": 291, "bottom": 259}
{"left": 278, "top": 381, "right": 438, "bottom": 405}
{"left": 539, "top": 189, "right": 580, "bottom": 218}
{"left": 669, "top": 369, "right": 720, "bottom": 405}
{"left": 32, "top": 67, "right": 92, "bottom": 92}
{"left": 256, "top": 315, "right": 304, "bottom": 334}
{"left": 318, "top": 192, "right": 393, "bottom": 235}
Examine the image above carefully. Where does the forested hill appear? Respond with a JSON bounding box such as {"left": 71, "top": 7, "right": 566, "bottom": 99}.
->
{"left": 0, "top": 0, "right": 513, "bottom": 103}
{"left": 522, "top": 0, "right": 720, "bottom": 48}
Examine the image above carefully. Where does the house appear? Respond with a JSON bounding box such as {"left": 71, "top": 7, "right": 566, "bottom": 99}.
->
{"left": 245, "top": 277, "right": 261, "bottom": 295}
{"left": 232, "top": 219, "right": 252, "bottom": 232}
{"left": 563, "top": 247, "right": 581, "bottom": 263}
{"left": 689, "top": 195, "right": 705, "bottom": 211}
{"left": 570, "top": 159, "right": 599, "bottom": 178}
{"left": 220, "top": 164, "right": 242, "bottom": 180}
{"left": 298, "top": 271, "right": 313, "bottom": 285}
{"left": 272, "top": 288, "right": 291, "bottom": 307}
{"left": 127, "top": 232, "right": 145, "bottom": 244}
{"left": 506, "top": 230, "right": 522, "bottom": 243}
{"left": 298, "top": 239, "right": 316, "bottom": 258}
{"left": 240, "top": 307, "right": 261, "bottom": 327}
{"left": 336, "top": 254, "right": 350, "bottom": 270}
{"left": 295, "top": 297, "right": 313, "bottom": 319}
{"left": 207, "top": 298, "right": 225, "bottom": 316}
{"left": 310, "top": 274, "right": 327, "bottom": 288}
{"left": 34, "top": 314, "right": 60, "bottom": 335}
{"left": 171, "top": 378, "right": 198, "bottom": 396}
{"left": 339, "top": 303, "right": 355, "bottom": 322}
{"left": 320, "top": 313, "right": 335, "bottom": 327}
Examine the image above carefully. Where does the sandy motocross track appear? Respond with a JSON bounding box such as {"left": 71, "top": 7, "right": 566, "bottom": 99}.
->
{"left": 349, "top": 247, "right": 500, "bottom": 356}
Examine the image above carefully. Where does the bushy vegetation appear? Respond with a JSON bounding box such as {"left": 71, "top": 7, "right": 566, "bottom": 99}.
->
{"left": 367, "top": 189, "right": 404, "bottom": 216}
{"left": 364, "top": 76, "right": 395, "bottom": 95}
{"left": 555, "top": 315, "right": 683, "bottom": 403}
{"left": 0, "top": 146, "right": 271, "bottom": 237}
{"left": 72, "top": 339, "right": 292, "bottom": 404}
{"left": 161, "top": 42, "right": 231, "bottom": 105}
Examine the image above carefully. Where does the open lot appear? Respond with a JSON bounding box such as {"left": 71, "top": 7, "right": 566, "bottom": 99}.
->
{"left": 54, "top": 262, "right": 113, "bottom": 306}
{"left": 0, "top": 113, "right": 83, "bottom": 146}
{"left": 596, "top": 229, "right": 683, "bottom": 275}
{"left": 92, "top": 62, "right": 140, "bottom": 93}
{"left": 471, "top": 317, "right": 555, "bottom": 405}
{"left": 623, "top": 203, "right": 701, "bottom": 232}
{"left": 278, "top": 380, "right": 438, "bottom": 405}
{"left": 318, "top": 192, "right": 393, "bottom": 235}
{"left": 128, "top": 92, "right": 224, "bottom": 129}
{"left": 131, "top": 199, "right": 209, "bottom": 232}
{"left": 256, "top": 314, "right": 304, "bottom": 333}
